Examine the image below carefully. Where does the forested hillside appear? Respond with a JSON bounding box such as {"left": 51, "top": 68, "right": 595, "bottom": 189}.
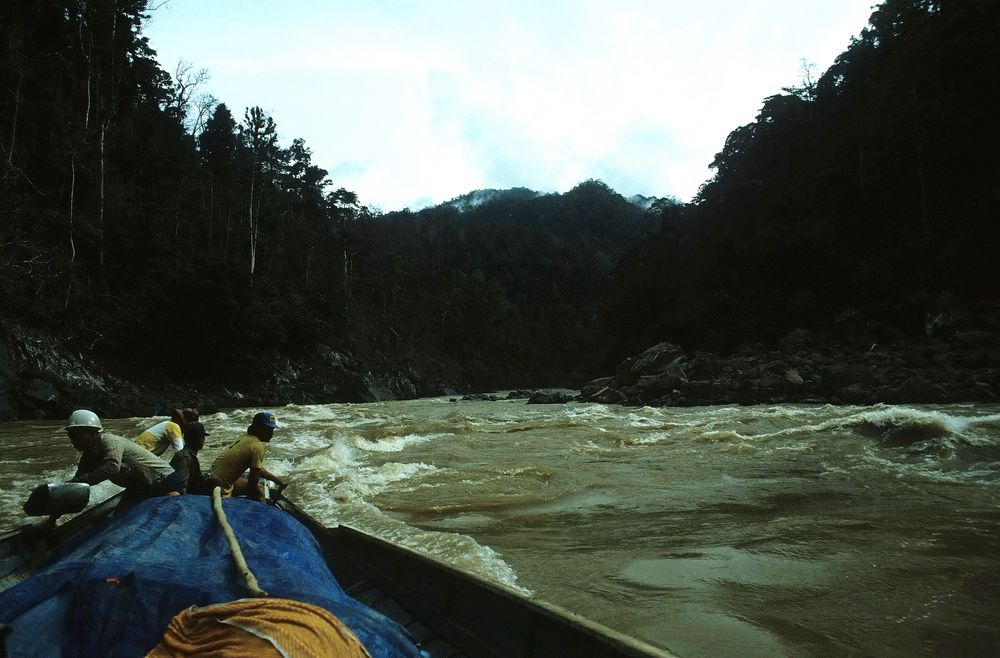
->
{"left": 1, "top": 0, "right": 997, "bottom": 419}
{"left": 600, "top": 0, "right": 999, "bottom": 356}
{"left": 0, "top": 1, "right": 660, "bottom": 410}
{"left": 0, "top": 1, "right": 367, "bottom": 382}
{"left": 348, "top": 181, "right": 659, "bottom": 388}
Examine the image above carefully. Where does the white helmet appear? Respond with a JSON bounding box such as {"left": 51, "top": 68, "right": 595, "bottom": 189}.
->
{"left": 65, "top": 409, "right": 103, "bottom": 431}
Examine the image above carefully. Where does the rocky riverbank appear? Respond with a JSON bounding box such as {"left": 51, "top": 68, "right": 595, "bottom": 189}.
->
{"left": 0, "top": 321, "right": 442, "bottom": 422}
{"left": 579, "top": 305, "right": 1000, "bottom": 408}
{"left": 3, "top": 295, "right": 997, "bottom": 421}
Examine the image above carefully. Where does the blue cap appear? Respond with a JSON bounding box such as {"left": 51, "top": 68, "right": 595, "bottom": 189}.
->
{"left": 252, "top": 411, "right": 281, "bottom": 429}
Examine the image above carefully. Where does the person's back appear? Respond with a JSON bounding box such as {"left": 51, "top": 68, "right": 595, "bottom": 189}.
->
{"left": 170, "top": 448, "right": 207, "bottom": 494}
{"left": 63, "top": 410, "right": 182, "bottom": 511}
{"left": 75, "top": 432, "right": 176, "bottom": 488}
{"left": 210, "top": 434, "right": 266, "bottom": 494}
{"left": 136, "top": 408, "right": 198, "bottom": 457}
{"left": 171, "top": 420, "right": 213, "bottom": 494}
{"left": 208, "top": 411, "right": 287, "bottom": 501}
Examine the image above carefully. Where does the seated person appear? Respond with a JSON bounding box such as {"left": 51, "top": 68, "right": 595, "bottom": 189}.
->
{"left": 209, "top": 411, "right": 288, "bottom": 502}
{"left": 169, "top": 421, "right": 217, "bottom": 495}
{"left": 65, "top": 409, "right": 182, "bottom": 510}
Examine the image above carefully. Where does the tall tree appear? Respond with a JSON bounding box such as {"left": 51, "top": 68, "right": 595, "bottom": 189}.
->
{"left": 238, "top": 106, "right": 278, "bottom": 279}
{"left": 198, "top": 103, "right": 237, "bottom": 255}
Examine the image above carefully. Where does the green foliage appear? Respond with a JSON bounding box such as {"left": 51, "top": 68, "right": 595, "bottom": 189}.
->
{"left": 3, "top": 0, "right": 994, "bottom": 394}
{"left": 603, "top": 0, "right": 1000, "bottom": 356}
{"left": 337, "top": 180, "right": 654, "bottom": 385}
{"left": 0, "top": 1, "right": 650, "bottom": 389}
{"left": 0, "top": 1, "right": 358, "bottom": 382}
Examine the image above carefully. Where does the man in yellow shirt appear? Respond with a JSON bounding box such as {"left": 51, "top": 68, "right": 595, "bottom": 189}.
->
{"left": 209, "top": 411, "right": 288, "bottom": 501}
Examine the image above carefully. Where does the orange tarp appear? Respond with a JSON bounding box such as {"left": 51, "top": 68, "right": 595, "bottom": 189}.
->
{"left": 146, "top": 598, "right": 371, "bottom": 658}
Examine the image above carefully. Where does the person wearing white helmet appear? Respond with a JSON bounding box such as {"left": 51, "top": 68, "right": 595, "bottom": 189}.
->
{"left": 65, "top": 409, "right": 183, "bottom": 509}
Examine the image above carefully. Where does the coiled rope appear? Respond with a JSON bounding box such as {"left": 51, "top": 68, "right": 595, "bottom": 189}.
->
{"left": 211, "top": 486, "right": 268, "bottom": 597}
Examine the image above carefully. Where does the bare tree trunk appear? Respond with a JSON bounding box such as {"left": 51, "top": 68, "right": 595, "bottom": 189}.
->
{"left": 7, "top": 69, "right": 21, "bottom": 166}
{"left": 248, "top": 169, "right": 256, "bottom": 278}
{"left": 99, "top": 121, "right": 106, "bottom": 269}
{"left": 78, "top": 2, "right": 92, "bottom": 130}
{"left": 65, "top": 156, "right": 77, "bottom": 310}
{"left": 69, "top": 157, "right": 77, "bottom": 264}
{"left": 342, "top": 249, "right": 351, "bottom": 314}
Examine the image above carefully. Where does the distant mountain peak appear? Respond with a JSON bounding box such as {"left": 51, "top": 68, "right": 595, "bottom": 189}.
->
{"left": 626, "top": 194, "right": 658, "bottom": 210}
{"left": 443, "top": 187, "right": 543, "bottom": 212}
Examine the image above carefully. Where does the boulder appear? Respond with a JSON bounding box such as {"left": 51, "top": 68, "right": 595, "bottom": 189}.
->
{"left": 839, "top": 383, "right": 875, "bottom": 404}
{"left": 736, "top": 374, "right": 786, "bottom": 404}
{"left": 462, "top": 393, "right": 499, "bottom": 402}
{"left": 593, "top": 388, "right": 627, "bottom": 404}
{"left": 623, "top": 375, "right": 678, "bottom": 405}
{"left": 614, "top": 357, "right": 638, "bottom": 386}
{"left": 579, "top": 377, "right": 614, "bottom": 401}
{"left": 527, "top": 391, "right": 575, "bottom": 404}
{"left": 785, "top": 369, "right": 805, "bottom": 386}
{"left": 681, "top": 379, "right": 731, "bottom": 403}
{"left": 630, "top": 342, "right": 685, "bottom": 376}
{"left": 889, "top": 376, "right": 942, "bottom": 403}
{"left": 686, "top": 351, "right": 723, "bottom": 379}
{"left": 822, "top": 363, "right": 875, "bottom": 390}
{"left": 22, "top": 377, "right": 60, "bottom": 405}
{"left": 505, "top": 390, "right": 534, "bottom": 399}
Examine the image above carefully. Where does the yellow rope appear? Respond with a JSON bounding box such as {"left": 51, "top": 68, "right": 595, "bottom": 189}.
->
{"left": 211, "top": 486, "right": 268, "bottom": 598}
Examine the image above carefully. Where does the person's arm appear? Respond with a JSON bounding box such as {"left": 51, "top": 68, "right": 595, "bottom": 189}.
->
{"left": 257, "top": 466, "right": 287, "bottom": 488}
{"left": 244, "top": 440, "right": 285, "bottom": 500}
{"left": 70, "top": 452, "right": 92, "bottom": 482}
{"left": 167, "top": 422, "right": 185, "bottom": 452}
{"left": 69, "top": 438, "right": 122, "bottom": 485}
{"left": 247, "top": 467, "right": 286, "bottom": 501}
{"left": 246, "top": 467, "right": 263, "bottom": 501}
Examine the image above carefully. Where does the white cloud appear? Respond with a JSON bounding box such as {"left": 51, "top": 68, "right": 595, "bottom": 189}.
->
{"left": 145, "top": 0, "right": 875, "bottom": 211}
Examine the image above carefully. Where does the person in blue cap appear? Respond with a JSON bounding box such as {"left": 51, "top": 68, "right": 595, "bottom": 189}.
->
{"left": 209, "top": 411, "right": 288, "bottom": 501}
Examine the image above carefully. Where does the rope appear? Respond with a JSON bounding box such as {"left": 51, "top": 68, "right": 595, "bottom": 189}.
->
{"left": 212, "top": 486, "right": 268, "bottom": 598}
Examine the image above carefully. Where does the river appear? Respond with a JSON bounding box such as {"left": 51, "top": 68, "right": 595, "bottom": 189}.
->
{"left": 2, "top": 398, "right": 998, "bottom": 657}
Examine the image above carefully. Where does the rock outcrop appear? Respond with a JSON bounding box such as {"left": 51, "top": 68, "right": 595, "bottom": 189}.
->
{"left": 579, "top": 309, "right": 1000, "bottom": 407}
{"left": 0, "top": 322, "right": 426, "bottom": 421}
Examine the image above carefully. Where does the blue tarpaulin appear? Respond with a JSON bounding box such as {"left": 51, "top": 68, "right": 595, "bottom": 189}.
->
{"left": 0, "top": 496, "right": 421, "bottom": 657}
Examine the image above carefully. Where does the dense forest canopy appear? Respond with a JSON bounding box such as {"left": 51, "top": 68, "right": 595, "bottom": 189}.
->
{"left": 1, "top": 0, "right": 997, "bottom": 397}
{"left": 602, "top": 0, "right": 999, "bottom": 356}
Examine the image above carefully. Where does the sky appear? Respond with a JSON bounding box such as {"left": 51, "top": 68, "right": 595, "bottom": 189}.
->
{"left": 144, "top": 1, "right": 877, "bottom": 212}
